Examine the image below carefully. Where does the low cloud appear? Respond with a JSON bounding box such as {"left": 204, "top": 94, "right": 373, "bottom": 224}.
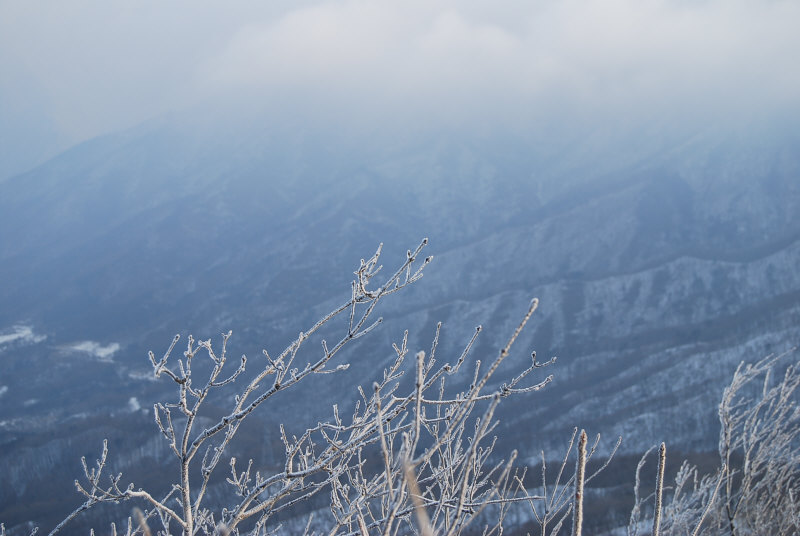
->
{"left": 1, "top": 1, "right": 799, "bottom": 153}
{"left": 202, "top": 0, "right": 800, "bottom": 125}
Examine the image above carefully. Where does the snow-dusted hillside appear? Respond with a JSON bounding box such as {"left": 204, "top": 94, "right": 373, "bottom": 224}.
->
{"left": 1, "top": 112, "right": 798, "bottom": 531}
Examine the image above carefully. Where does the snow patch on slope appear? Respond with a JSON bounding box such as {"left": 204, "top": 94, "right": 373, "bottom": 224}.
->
{"left": 0, "top": 325, "right": 46, "bottom": 351}
{"left": 127, "top": 397, "right": 141, "bottom": 412}
{"left": 64, "top": 340, "right": 121, "bottom": 360}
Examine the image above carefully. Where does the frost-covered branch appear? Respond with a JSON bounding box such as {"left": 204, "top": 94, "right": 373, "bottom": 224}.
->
{"left": 628, "top": 349, "right": 800, "bottom": 536}
{"left": 24, "top": 238, "right": 626, "bottom": 536}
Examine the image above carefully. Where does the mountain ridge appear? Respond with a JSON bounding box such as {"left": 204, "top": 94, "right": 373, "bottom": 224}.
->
{"left": 1, "top": 111, "right": 799, "bottom": 530}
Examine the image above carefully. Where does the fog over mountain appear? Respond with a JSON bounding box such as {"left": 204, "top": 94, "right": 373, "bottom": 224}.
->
{"left": 1, "top": 1, "right": 799, "bottom": 533}
{"left": 2, "top": 0, "right": 799, "bottom": 176}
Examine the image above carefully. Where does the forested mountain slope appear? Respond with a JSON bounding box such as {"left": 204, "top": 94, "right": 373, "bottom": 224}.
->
{"left": 1, "top": 111, "right": 798, "bottom": 530}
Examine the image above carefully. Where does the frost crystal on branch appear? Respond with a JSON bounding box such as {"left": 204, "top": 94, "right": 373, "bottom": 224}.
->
{"left": 28, "top": 239, "right": 586, "bottom": 536}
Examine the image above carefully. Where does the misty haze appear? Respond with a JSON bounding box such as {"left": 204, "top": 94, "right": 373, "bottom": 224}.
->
{"left": 1, "top": 2, "right": 799, "bottom": 535}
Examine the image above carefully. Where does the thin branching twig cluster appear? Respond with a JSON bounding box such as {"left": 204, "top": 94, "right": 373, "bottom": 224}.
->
{"left": 629, "top": 351, "right": 800, "bottom": 536}
{"left": 517, "top": 427, "right": 619, "bottom": 536}
{"left": 34, "top": 240, "right": 432, "bottom": 535}
{"left": 308, "top": 296, "right": 554, "bottom": 536}
{"left": 19, "top": 240, "right": 597, "bottom": 536}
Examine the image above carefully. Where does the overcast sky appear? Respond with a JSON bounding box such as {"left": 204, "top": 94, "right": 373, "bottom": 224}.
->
{"left": 1, "top": 0, "right": 799, "bottom": 177}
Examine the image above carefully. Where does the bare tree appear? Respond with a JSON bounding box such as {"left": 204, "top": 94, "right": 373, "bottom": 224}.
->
{"left": 9, "top": 240, "right": 593, "bottom": 536}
